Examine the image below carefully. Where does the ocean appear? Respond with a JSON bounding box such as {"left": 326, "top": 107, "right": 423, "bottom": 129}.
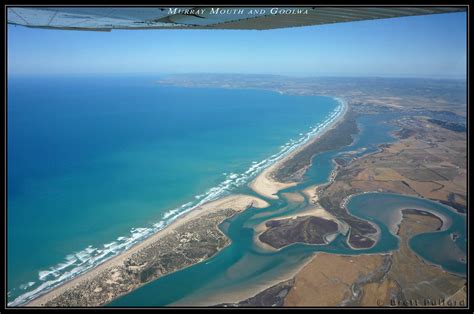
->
{"left": 7, "top": 75, "right": 340, "bottom": 305}
{"left": 109, "top": 110, "right": 466, "bottom": 307}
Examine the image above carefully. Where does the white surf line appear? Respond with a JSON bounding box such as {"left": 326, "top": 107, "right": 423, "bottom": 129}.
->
{"left": 9, "top": 98, "right": 346, "bottom": 307}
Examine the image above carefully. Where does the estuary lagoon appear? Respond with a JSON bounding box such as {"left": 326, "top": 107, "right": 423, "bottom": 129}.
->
{"left": 109, "top": 110, "right": 466, "bottom": 306}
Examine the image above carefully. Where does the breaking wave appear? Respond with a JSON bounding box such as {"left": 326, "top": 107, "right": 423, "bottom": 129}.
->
{"left": 8, "top": 98, "right": 345, "bottom": 306}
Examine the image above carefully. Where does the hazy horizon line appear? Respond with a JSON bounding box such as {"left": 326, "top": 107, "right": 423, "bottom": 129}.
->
{"left": 7, "top": 71, "right": 467, "bottom": 81}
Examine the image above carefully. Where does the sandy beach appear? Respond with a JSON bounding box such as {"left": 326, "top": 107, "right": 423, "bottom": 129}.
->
{"left": 249, "top": 162, "right": 296, "bottom": 199}
{"left": 26, "top": 194, "right": 269, "bottom": 306}
{"left": 250, "top": 99, "right": 348, "bottom": 200}
{"left": 24, "top": 99, "right": 347, "bottom": 307}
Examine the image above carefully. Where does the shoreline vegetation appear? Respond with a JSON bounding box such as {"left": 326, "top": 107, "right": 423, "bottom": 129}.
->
{"left": 17, "top": 79, "right": 466, "bottom": 307}
{"left": 253, "top": 205, "right": 345, "bottom": 252}
{"left": 249, "top": 98, "right": 348, "bottom": 198}
{"left": 26, "top": 195, "right": 269, "bottom": 306}
{"left": 21, "top": 94, "right": 347, "bottom": 307}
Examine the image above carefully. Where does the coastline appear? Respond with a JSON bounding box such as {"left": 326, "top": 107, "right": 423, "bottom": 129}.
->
{"left": 24, "top": 194, "right": 269, "bottom": 307}
{"left": 20, "top": 96, "right": 347, "bottom": 307}
{"left": 249, "top": 162, "right": 296, "bottom": 199}
{"left": 250, "top": 98, "right": 348, "bottom": 199}
{"left": 181, "top": 97, "right": 349, "bottom": 306}
{"left": 9, "top": 72, "right": 467, "bottom": 308}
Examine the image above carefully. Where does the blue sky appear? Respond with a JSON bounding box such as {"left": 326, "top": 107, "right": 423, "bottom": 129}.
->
{"left": 7, "top": 11, "right": 466, "bottom": 78}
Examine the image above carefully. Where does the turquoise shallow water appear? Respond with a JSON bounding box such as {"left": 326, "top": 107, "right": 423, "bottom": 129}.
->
{"left": 7, "top": 75, "right": 340, "bottom": 305}
{"left": 8, "top": 76, "right": 466, "bottom": 306}
{"left": 347, "top": 192, "right": 466, "bottom": 275}
{"left": 109, "top": 111, "right": 466, "bottom": 306}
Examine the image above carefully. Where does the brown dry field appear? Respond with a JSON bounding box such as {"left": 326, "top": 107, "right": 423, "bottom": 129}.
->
{"left": 332, "top": 115, "right": 466, "bottom": 210}
{"left": 283, "top": 211, "right": 466, "bottom": 307}
{"left": 282, "top": 113, "right": 466, "bottom": 307}
{"left": 284, "top": 253, "right": 388, "bottom": 306}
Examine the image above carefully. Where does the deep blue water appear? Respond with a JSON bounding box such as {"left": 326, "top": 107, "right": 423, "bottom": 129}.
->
{"left": 8, "top": 76, "right": 465, "bottom": 306}
{"left": 7, "top": 75, "right": 339, "bottom": 305}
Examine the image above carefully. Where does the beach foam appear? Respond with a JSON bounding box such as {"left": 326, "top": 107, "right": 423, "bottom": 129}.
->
{"left": 9, "top": 99, "right": 345, "bottom": 307}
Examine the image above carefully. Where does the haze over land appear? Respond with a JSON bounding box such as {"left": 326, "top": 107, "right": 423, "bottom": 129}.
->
{"left": 7, "top": 9, "right": 467, "bottom": 308}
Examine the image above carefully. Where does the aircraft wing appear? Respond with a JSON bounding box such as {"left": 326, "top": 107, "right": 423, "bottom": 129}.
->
{"left": 7, "top": 6, "right": 466, "bottom": 31}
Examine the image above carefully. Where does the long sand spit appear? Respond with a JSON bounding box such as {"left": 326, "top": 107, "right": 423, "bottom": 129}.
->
{"left": 25, "top": 98, "right": 347, "bottom": 307}
{"left": 250, "top": 98, "right": 348, "bottom": 199}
